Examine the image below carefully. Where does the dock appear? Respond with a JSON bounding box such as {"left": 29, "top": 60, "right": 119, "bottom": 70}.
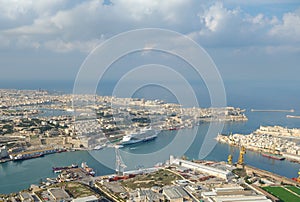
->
{"left": 245, "top": 165, "right": 299, "bottom": 186}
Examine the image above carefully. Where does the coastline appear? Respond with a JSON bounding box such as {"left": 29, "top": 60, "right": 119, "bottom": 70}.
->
{"left": 216, "top": 134, "right": 300, "bottom": 164}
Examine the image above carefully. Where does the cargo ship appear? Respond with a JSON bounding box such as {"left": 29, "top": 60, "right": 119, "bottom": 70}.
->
{"left": 11, "top": 148, "right": 59, "bottom": 161}
{"left": 52, "top": 164, "right": 78, "bottom": 172}
{"left": 120, "top": 128, "right": 158, "bottom": 146}
{"left": 261, "top": 152, "right": 285, "bottom": 160}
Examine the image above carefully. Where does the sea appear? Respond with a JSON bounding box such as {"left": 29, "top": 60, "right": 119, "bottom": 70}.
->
{"left": 0, "top": 79, "right": 300, "bottom": 194}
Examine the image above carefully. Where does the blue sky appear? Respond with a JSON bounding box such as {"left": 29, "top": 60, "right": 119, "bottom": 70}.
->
{"left": 0, "top": 0, "right": 299, "bottom": 84}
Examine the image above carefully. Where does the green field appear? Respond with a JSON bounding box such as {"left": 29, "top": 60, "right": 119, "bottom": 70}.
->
{"left": 121, "top": 169, "right": 181, "bottom": 189}
{"left": 262, "top": 186, "right": 300, "bottom": 202}
{"left": 285, "top": 186, "right": 300, "bottom": 195}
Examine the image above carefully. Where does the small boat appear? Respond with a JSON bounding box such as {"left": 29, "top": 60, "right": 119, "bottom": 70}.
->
{"left": 114, "top": 145, "right": 124, "bottom": 149}
{"left": 54, "top": 170, "right": 62, "bottom": 173}
{"left": 93, "top": 145, "right": 104, "bottom": 150}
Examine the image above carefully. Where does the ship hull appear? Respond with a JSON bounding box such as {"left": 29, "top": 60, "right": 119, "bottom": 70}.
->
{"left": 52, "top": 164, "right": 78, "bottom": 172}
{"left": 261, "top": 153, "right": 285, "bottom": 160}
{"left": 121, "top": 135, "right": 157, "bottom": 145}
{"left": 13, "top": 154, "right": 44, "bottom": 161}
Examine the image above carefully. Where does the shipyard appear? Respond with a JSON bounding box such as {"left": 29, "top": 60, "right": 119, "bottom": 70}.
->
{"left": 2, "top": 153, "right": 300, "bottom": 202}
{"left": 216, "top": 125, "right": 300, "bottom": 163}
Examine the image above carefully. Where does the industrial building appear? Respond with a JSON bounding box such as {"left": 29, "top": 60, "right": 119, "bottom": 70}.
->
{"left": 201, "top": 186, "right": 272, "bottom": 202}
{"left": 72, "top": 195, "right": 99, "bottom": 202}
{"left": 163, "top": 186, "right": 191, "bottom": 202}
{"left": 128, "top": 189, "right": 164, "bottom": 202}
{"left": 0, "top": 146, "right": 8, "bottom": 159}
{"left": 19, "top": 192, "right": 34, "bottom": 202}
{"left": 169, "top": 156, "right": 234, "bottom": 181}
{"left": 47, "top": 188, "right": 71, "bottom": 201}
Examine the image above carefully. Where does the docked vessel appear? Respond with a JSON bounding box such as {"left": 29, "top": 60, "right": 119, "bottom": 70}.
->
{"left": 13, "top": 153, "right": 44, "bottom": 161}
{"left": 168, "top": 127, "right": 179, "bottom": 131}
{"left": 81, "top": 162, "right": 95, "bottom": 176}
{"left": 93, "top": 145, "right": 104, "bottom": 150}
{"left": 261, "top": 152, "right": 285, "bottom": 160}
{"left": 11, "top": 148, "right": 59, "bottom": 161}
{"left": 120, "top": 128, "right": 158, "bottom": 146}
{"left": 52, "top": 164, "right": 78, "bottom": 172}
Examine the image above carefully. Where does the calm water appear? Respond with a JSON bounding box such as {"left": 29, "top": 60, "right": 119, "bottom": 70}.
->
{"left": 0, "top": 80, "right": 300, "bottom": 194}
{"left": 1, "top": 110, "right": 300, "bottom": 194}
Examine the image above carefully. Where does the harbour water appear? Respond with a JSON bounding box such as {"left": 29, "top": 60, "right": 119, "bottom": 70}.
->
{"left": 1, "top": 109, "right": 300, "bottom": 194}
{"left": 1, "top": 80, "right": 300, "bottom": 194}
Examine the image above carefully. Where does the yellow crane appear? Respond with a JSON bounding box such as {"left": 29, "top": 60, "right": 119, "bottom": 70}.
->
{"left": 227, "top": 154, "right": 233, "bottom": 165}
{"left": 237, "top": 146, "right": 246, "bottom": 165}
{"left": 292, "top": 169, "right": 300, "bottom": 183}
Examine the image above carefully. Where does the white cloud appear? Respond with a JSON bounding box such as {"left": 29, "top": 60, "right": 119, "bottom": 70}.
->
{"left": 200, "top": 2, "right": 240, "bottom": 32}
{"left": 44, "top": 38, "right": 103, "bottom": 53}
{"left": 188, "top": 2, "right": 300, "bottom": 53}
{"left": 0, "top": 0, "right": 299, "bottom": 53}
{"left": 269, "top": 10, "right": 300, "bottom": 42}
{"left": 224, "top": 0, "right": 300, "bottom": 6}
{"left": 0, "top": 0, "right": 68, "bottom": 19}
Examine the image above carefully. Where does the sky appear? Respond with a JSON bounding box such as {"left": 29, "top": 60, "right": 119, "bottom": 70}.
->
{"left": 0, "top": 0, "right": 300, "bottom": 88}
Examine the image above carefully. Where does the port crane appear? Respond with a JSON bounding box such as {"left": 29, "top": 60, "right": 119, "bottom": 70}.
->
{"left": 227, "top": 132, "right": 235, "bottom": 165}
{"left": 292, "top": 169, "right": 300, "bottom": 183}
{"left": 227, "top": 154, "right": 233, "bottom": 165}
{"left": 237, "top": 146, "right": 246, "bottom": 166}
{"left": 115, "top": 147, "right": 126, "bottom": 175}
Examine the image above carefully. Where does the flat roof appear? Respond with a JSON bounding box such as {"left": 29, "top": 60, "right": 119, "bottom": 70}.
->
{"left": 214, "top": 195, "right": 272, "bottom": 202}
{"left": 178, "top": 160, "right": 231, "bottom": 175}
{"left": 72, "top": 195, "right": 98, "bottom": 202}
{"left": 48, "top": 188, "right": 70, "bottom": 200}
{"left": 163, "top": 186, "right": 188, "bottom": 199}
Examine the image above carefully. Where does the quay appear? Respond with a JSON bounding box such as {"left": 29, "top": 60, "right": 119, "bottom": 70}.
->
{"left": 245, "top": 165, "right": 299, "bottom": 186}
